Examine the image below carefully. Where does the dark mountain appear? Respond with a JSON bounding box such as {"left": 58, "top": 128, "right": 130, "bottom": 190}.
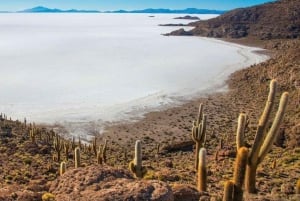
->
{"left": 167, "top": 0, "right": 300, "bottom": 40}
{"left": 19, "top": 6, "right": 100, "bottom": 13}
{"left": 105, "top": 8, "right": 226, "bottom": 14}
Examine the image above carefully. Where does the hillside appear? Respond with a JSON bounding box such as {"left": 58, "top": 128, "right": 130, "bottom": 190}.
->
{"left": 167, "top": 0, "right": 300, "bottom": 39}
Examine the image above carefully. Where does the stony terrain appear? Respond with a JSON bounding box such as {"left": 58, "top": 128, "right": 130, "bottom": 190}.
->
{"left": 0, "top": 0, "right": 299, "bottom": 200}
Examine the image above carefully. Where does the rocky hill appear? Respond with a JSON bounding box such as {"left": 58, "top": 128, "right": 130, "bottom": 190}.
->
{"left": 167, "top": 0, "right": 300, "bottom": 39}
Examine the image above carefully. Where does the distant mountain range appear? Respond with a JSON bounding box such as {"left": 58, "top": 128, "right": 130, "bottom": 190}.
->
{"left": 0, "top": 6, "right": 226, "bottom": 14}
{"left": 105, "top": 8, "right": 226, "bottom": 14}
{"left": 18, "top": 6, "right": 100, "bottom": 13}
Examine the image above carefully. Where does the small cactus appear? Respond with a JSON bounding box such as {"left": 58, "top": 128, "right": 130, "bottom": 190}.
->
{"left": 192, "top": 103, "right": 207, "bottom": 171}
{"left": 74, "top": 147, "right": 81, "bottom": 168}
{"left": 197, "top": 148, "right": 207, "bottom": 192}
{"left": 129, "top": 140, "right": 146, "bottom": 178}
{"left": 60, "top": 162, "right": 66, "bottom": 176}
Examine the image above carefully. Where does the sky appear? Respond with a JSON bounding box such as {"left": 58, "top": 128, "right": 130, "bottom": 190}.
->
{"left": 0, "top": 0, "right": 275, "bottom": 11}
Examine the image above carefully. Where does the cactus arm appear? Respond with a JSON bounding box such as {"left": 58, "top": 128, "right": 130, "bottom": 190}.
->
{"left": 257, "top": 92, "right": 289, "bottom": 164}
{"left": 191, "top": 125, "right": 198, "bottom": 142}
{"left": 249, "top": 80, "right": 277, "bottom": 166}
{"left": 200, "top": 115, "right": 207, "bottom": 146}
{"left": 234, "top": 147, "right": 249, "bottom": 187}
{"left": 259, "top": 79, "right": 277, "bottom": 127}
{"left": 223, "top": 181, "right": 234, "bottom": 201}
{"left": 236, "top": 113, "right": 246, "bottom": 151}
{"left": 197, "top": 103, "right": 203, "bottom": 125}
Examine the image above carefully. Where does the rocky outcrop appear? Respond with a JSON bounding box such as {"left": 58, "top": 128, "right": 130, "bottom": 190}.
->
{"left": 174, "top": 16, "right": 200, "bottom": 20}
{"left": 168, "top": 0, "right": 300, "bottom": 39}
{"left": 49, "top": 165, "right": 174, "bottom": 201}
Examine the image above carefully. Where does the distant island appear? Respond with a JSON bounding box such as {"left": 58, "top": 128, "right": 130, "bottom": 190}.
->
{"left": 174, "top": 15, "right": 200, "bottom": 20}
{"left": 0, "top": 6, "right": 226, "bottom": 14}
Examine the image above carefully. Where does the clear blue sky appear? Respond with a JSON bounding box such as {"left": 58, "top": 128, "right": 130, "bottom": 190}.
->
{"left": 0, "top": 0, "right": 275, "bottom": 11}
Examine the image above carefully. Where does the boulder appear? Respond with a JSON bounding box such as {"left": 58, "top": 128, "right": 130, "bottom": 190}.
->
{"left": 50, "top": 165, "right": 174, "bottom": 201}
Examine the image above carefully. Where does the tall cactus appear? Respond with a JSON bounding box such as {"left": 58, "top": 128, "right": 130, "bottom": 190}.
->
{"left": 197, "top": 148, "right": 207, "bottom": 192}
{"left": 102, "top": 139, "right": 107, "bottom": 163}
{"left": 237, "top": 80, "right": 289, "bottom": 193}
{"left": 53, "top": 134, "right": 63, "bottom": 162}
{"left": 192, "top": 103, "right": 207, "bottom": 171}
{"left": 129, "top": 140, "right": 146, "bottom": 178}
{"left": 74, "top": 147, "right": 81, "bottom": 168}
{"left": 92, "top": 137, "right": 97, "bottom": 156}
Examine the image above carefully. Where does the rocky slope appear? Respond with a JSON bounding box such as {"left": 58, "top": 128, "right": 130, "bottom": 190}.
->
{"left": 167, "top": 0, "right": 300, "bottom": 39}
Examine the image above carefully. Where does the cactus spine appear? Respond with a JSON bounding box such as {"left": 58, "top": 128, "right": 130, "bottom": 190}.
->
{"left": 74, "top": 147, "right": 81, "bottom": 168}
{"left": 244, "top": 80, "right": 289, "bottom": 193}
{"left": 197, "top": 148, "right": 207, "bottom": 192}
{"left": 129, "top": 140, "right": 146, "bottom": 178}
{"left": 60, "top": 162, "right": 66, "bottom": 176}
{"left": 192, "top": 103, "right": 207, "bottom": 171}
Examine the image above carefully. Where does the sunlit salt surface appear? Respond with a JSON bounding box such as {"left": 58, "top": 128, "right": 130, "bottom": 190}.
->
{"left": 0, "top": 13, "right": 268, "bottom": 138}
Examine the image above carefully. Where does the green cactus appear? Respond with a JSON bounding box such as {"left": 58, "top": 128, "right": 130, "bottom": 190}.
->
{"left": 240, "top": 80, "right": 289, "bottom": 193}
{"left": 223, "top": 180, "right": 234, "bottom": 201}
{"left": 60, "top": 162, "right": 66, "bottom": 176}
{"left": 192, "top": 103, "right": 207, "bottom": 171}
{"left": 296, "top": 179, "right": 300, "bottom": 194}
{"left": 197, "top": 148, "right": 207, "bottom": 192}
{"left": 129, "top": 140, "right": 146, "bottom": 178}
{"left": 74, "top": 147, "right": 81, "bottom": 168}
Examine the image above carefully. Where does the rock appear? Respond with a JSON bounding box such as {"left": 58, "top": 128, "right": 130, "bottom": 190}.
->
{"left": 171, "top": 184, "right": 200, "bottom": 201}
{"left": 164, "top": 28, "right": 193, "bottom": 36}
{"left": 280, "top": 183, "right": 294, "bottom": 195}
{"left": 50, "top": 165, "right": 174, "bottom": 201}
